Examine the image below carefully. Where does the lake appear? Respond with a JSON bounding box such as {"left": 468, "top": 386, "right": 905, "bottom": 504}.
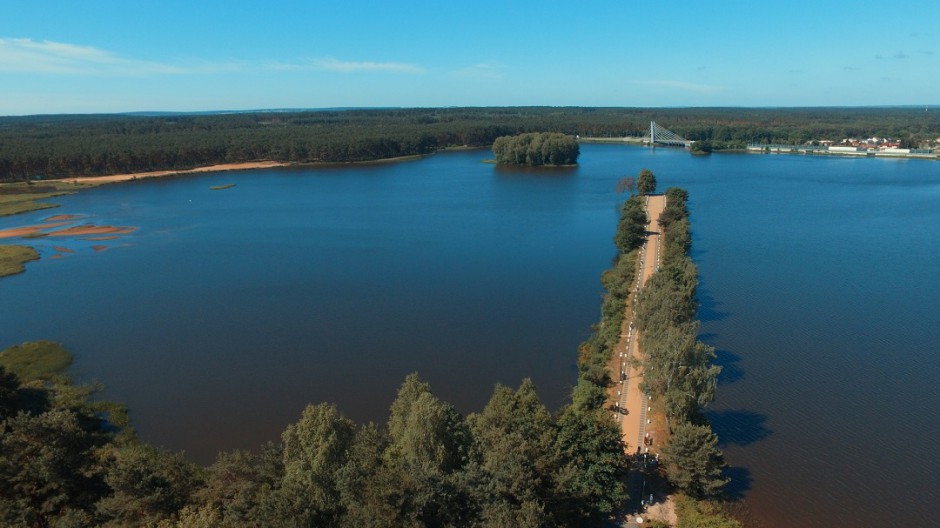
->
{"left": 1, "top": 144, "right": 938, "bottom": 527}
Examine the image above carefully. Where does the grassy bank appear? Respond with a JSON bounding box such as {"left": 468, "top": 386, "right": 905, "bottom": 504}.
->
{"left": 0, "top": 180, "right": 86, "bottom": 217}
{"left": 0, "top": 244, "right": 39, "bottom": 278}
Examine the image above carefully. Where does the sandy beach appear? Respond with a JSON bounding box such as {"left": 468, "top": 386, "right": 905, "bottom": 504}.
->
{"left": 48, "top": 160, "right": 289, "bottom": 186}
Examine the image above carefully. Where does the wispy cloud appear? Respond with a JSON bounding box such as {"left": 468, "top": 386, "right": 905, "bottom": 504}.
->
{"left": 271, "top": 57, "right": 424, "bottom": 74}
{"left": 844, "top": 65, "right": 860, "bottom": 71}
{"left": 0, "top": 38, "right": 189, "bottom": 75}
{"left": 1, "top": 38, "right": 423, "bottom": 77}
{"left": 876, "top": 50, "right": 911, "bottom": 60}
{"left": 627, "top": 79, "right": 722, "bottom": 94}
{"left": 450, "top": 62, "right": 507, "bottom": 80}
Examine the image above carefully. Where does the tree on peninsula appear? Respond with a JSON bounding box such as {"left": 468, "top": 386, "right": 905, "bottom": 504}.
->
{"left": 661, "top": 422, "right": 729, "bottom": 498}
{"left": 637, "top": 168, "right": 657, "bottom": 195}
{"left": 492, "top": 132, "right": 579, "bottom": 166}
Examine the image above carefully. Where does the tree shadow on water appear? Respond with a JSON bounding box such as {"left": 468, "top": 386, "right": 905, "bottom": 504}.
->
{"left": 714, "top": 349, "right": 745, "bottom": 385}
{"left": 706, "top": 409, "right": 772, "bottom": 448}
{"left": 697, "top": 284, "right": 731, "bottom": 322}
{"left": 722, "top": 465, "right": 753, "bottom": 501}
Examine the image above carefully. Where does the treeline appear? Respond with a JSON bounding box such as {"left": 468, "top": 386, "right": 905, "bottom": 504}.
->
{"left": 0, "top": 341, "right": 629, "bottom": 527}
{"left": 492, "top": 132, "right": 579, "bottom": 166}
{"left": 634, "top": 187, "right": 728, "bottom": 499}
{"left": 2, "top": 106, "right": 939, "bottom": 180}
{"left": 571, "top": 191, "right": 647, "bottom": 413}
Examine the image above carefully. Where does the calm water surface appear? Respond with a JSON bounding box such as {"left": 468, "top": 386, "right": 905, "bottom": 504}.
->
{"left": 1, "top": 145, "right": 938, "bottom": 527}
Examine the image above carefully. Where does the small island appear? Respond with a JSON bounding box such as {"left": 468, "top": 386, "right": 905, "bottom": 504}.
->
{"left": 492, "top": 132, "right": 580, "bottom": 166}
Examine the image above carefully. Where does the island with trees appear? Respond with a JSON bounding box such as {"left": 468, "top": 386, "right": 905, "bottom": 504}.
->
{"left": 491, "top": 132, "right": 579, "bottom": 166}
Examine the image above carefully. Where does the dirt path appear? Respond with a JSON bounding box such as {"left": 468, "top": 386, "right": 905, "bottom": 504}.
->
{"left": 607, "top": 194, "right": 666, "bottom": 525}
{"left": 610, "top": 194, "right": 665, "bottom": 451}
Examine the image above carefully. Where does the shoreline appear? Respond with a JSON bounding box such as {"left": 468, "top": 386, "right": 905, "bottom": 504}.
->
{"left": 43, "top": 152, "right": 449, "bottom": 187}
{"left": 46, "top": 160, "right": 290, "bottom": 186}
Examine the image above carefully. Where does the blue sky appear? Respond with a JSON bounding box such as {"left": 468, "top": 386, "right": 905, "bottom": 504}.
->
{"left": 2, "top": 0, "right": 938, "bottom": 115}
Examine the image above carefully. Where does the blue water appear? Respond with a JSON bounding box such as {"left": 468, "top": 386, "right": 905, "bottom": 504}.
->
{"left": 1, "top": 145, "right": 938, "bottom": 527}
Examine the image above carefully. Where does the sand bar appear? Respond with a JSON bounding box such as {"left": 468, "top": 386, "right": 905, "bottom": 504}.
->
{"left": 0, "top": 222, "right": 71, "bottom": 239}
{"left": 45, "top": 225, "right": 136, "bottom": 237}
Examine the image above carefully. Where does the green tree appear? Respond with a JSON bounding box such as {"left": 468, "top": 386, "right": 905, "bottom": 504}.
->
{"left": 336, "top": 423, "right": 399, "bottom": 527}
{"left": 613, "top": 195, "right": 648, "bottom": 253}
{"left": 277, "top": 402, "right": 355, "bottom": 526}
{"left": 384, "top": 374, "right": 472, "bottom": 526}
{"left": 689, "top": 140, "right": 713, "bottom": 154}
{"left": 552, "top": 407, "right": 629, "bottom": 525}
{"left": 196, "top": 444, "right": 282, "bottom": 526}
{"left": 465, "top": 379, "right": 558, "bottom": 523}
{"left": 637, "top": 168, "right": 657, "bottom": 195}
{"left": 97, "top": 444, "right": 203, "bottom": 527}
{"left": 662, "top": 422, "right": 729, "bottom": 498}
{"left": 0, "top": 409, "right": 106, "bottom": 527}
{"left": 0, "top": 366, "right": 19, "bottom": 416}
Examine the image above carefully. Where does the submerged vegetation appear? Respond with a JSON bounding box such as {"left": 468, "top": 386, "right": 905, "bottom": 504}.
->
{"left": 2, "top": 106, "right": 938, "bottom": 180}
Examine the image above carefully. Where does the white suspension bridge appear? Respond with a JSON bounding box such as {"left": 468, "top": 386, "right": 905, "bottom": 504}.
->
{"left": 641, "top": 121, "right": 692, "bottom": 148}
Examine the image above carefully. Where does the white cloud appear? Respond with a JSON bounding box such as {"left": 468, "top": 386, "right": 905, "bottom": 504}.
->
{"left": 271, "top": 57, "right": 425, "bottom": 74}
{"left": 0, "top": 38, "right": 188, "bottom": 75}
{"left": 450, "top": 63, "right": 507, "bottom": 80}
{"left": 627, "top": 79, "right": 723, "bottom": 94}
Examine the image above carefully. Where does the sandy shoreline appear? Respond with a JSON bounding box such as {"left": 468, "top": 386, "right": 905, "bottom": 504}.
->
{"left": 47, "top": 161, "right": 289, "bottom": 186}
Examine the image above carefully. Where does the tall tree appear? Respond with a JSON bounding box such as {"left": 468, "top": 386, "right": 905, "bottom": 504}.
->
{"left": 637, "top": 168, "right": 657, "bottom": 195}
{"left": 661, "top": 422, "right": 729, "bottom": 498}
{"left": 384, "top": 374, "right": 472, "bottom": 526}
{"left": 277, "top": 402, "right": 355, "bottom": 526}
{"left": 465, "top": 379, "right": 558, "bottom": 523}
{"left": 0, "top": 409, "right": 106, "bottom": 527}
{"left": 614, "top": 195, "right": 649, "bottom": 253}
{"left": 552, "top": 407, "right": 630, "bottom": 526}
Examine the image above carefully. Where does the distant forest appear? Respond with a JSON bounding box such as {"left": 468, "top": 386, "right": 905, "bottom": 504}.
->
{"left": 1, "top": 106, "right": 938, "bottom": 180}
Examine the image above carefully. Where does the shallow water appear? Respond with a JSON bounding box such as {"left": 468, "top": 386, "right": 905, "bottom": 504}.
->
{"left": 1, "top": 144, "right": 938, "bottom": 527}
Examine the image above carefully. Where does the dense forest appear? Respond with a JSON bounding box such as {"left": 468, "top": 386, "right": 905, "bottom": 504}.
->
{"left": 1, "top": 106, "right": 938, "bottom": 180}
{"left": 492, "top": 132, "right": 579, "bottom": 166}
